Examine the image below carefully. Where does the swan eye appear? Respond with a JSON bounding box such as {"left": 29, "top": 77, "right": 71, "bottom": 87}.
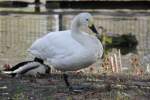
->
{"left": 86, "top": 19, "right": 89, "bottom": 21}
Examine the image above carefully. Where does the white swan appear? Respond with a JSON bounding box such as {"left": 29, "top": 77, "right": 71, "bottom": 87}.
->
{"left": 28, "top": 13, "right": 103, "bottom": 71}
{"left": 28, "top": 13, "right": 103, "bottom": 91}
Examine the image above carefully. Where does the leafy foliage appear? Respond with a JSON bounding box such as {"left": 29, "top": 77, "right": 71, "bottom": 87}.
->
{"left": 99, "top": 33, "right": 138, "bottom": 55}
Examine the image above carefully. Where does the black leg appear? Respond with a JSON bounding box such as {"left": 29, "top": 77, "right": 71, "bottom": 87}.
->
{"left": 63, "top": 73, "right": 85, "bottom": 93}
{"left": 63, "top": 73, "right": 73, "bottom": 91}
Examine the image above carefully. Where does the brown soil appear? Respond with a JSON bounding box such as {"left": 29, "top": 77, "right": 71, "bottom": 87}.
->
{"left": 0, "top": 73, "right": 150, "bottom": 100}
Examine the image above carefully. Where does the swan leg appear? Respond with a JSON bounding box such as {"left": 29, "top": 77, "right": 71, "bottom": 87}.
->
{"left": 63, "top": 73, "right": 73, "bottom": 91}
{"left": 63, "top": 73, "right": 84, "bottom": 93}
{"left": 63, "top": 73, "right": 88, "bottom": 93}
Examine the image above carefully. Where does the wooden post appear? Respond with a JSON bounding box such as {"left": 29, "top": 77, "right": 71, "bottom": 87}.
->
{"left": 34, "top": 0, "right": 41, "bottom": 13}
{"left": 114, "top": 54, "right": 118, "bottom": 73}
{"left": 118, "top": 49, "right": 122, "bottom": 72}
{"left": 35, "top": 0, "right": 40, "bottom": 4}
{"left": 59, "top": 14, "right": 63, "bottom": 31}
{"left": 110, "top": 56, "right": 114, "bottom": 72}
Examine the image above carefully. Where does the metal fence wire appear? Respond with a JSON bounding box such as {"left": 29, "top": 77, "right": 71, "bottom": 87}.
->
{"left": 0, "top": 12, "right": 150, "bottom": 65}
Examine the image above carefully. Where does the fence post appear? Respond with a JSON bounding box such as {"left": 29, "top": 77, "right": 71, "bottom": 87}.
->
{"left": 59, "top": 14, "right": 63, "bottom": 31}
{"left": 34, "top": 0, "right": 41, "bottom": 13}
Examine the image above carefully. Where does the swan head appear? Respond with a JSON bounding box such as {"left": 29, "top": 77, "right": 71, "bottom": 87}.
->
{"left": 72, "top": 13, "right": 99, "bottom": 37}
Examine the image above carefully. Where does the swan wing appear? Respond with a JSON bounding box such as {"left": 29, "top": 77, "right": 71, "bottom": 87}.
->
{"left": 28, "top": 30, "right": 83, "bottom": 60}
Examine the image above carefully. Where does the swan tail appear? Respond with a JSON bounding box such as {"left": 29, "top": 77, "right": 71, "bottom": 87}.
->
{"left": 1, "top": 71, "right": 17, "bottom": 77}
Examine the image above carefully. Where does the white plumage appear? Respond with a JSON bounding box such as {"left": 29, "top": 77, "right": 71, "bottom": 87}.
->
{"left": 28, "top": 13, "right": 103, "bottom": 71}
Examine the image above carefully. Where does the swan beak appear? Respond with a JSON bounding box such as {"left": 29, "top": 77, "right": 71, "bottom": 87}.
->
{"left": 89, "top": 24, "right": 99, "bottom": 37}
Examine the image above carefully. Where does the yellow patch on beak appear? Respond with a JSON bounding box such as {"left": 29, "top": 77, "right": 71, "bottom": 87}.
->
{"left": 88, "top": 18, "right": 94, "bottom": 28}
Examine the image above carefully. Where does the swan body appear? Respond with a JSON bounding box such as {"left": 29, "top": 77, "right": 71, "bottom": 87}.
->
{"left": 28, "top": 13, "right": 103, "bottom": 71}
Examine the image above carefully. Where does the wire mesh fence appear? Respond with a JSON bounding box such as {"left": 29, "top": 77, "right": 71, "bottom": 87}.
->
{"left": 0, "top": 14, "right": 57, "bottom": 64}
{"left": 0, "top": 12, "right": 150, "bottom": 66}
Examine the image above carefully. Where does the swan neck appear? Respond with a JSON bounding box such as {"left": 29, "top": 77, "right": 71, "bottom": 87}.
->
{"left": 71, "top": 17, "right": 80, "bottom": 33}
{"left": 70, "top": 15, "right": 86, "bottom": 46}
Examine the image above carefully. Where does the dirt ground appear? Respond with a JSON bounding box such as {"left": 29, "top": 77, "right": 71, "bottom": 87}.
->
{"left": 0, "top": 73, "right": 150, "bottom": 100}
